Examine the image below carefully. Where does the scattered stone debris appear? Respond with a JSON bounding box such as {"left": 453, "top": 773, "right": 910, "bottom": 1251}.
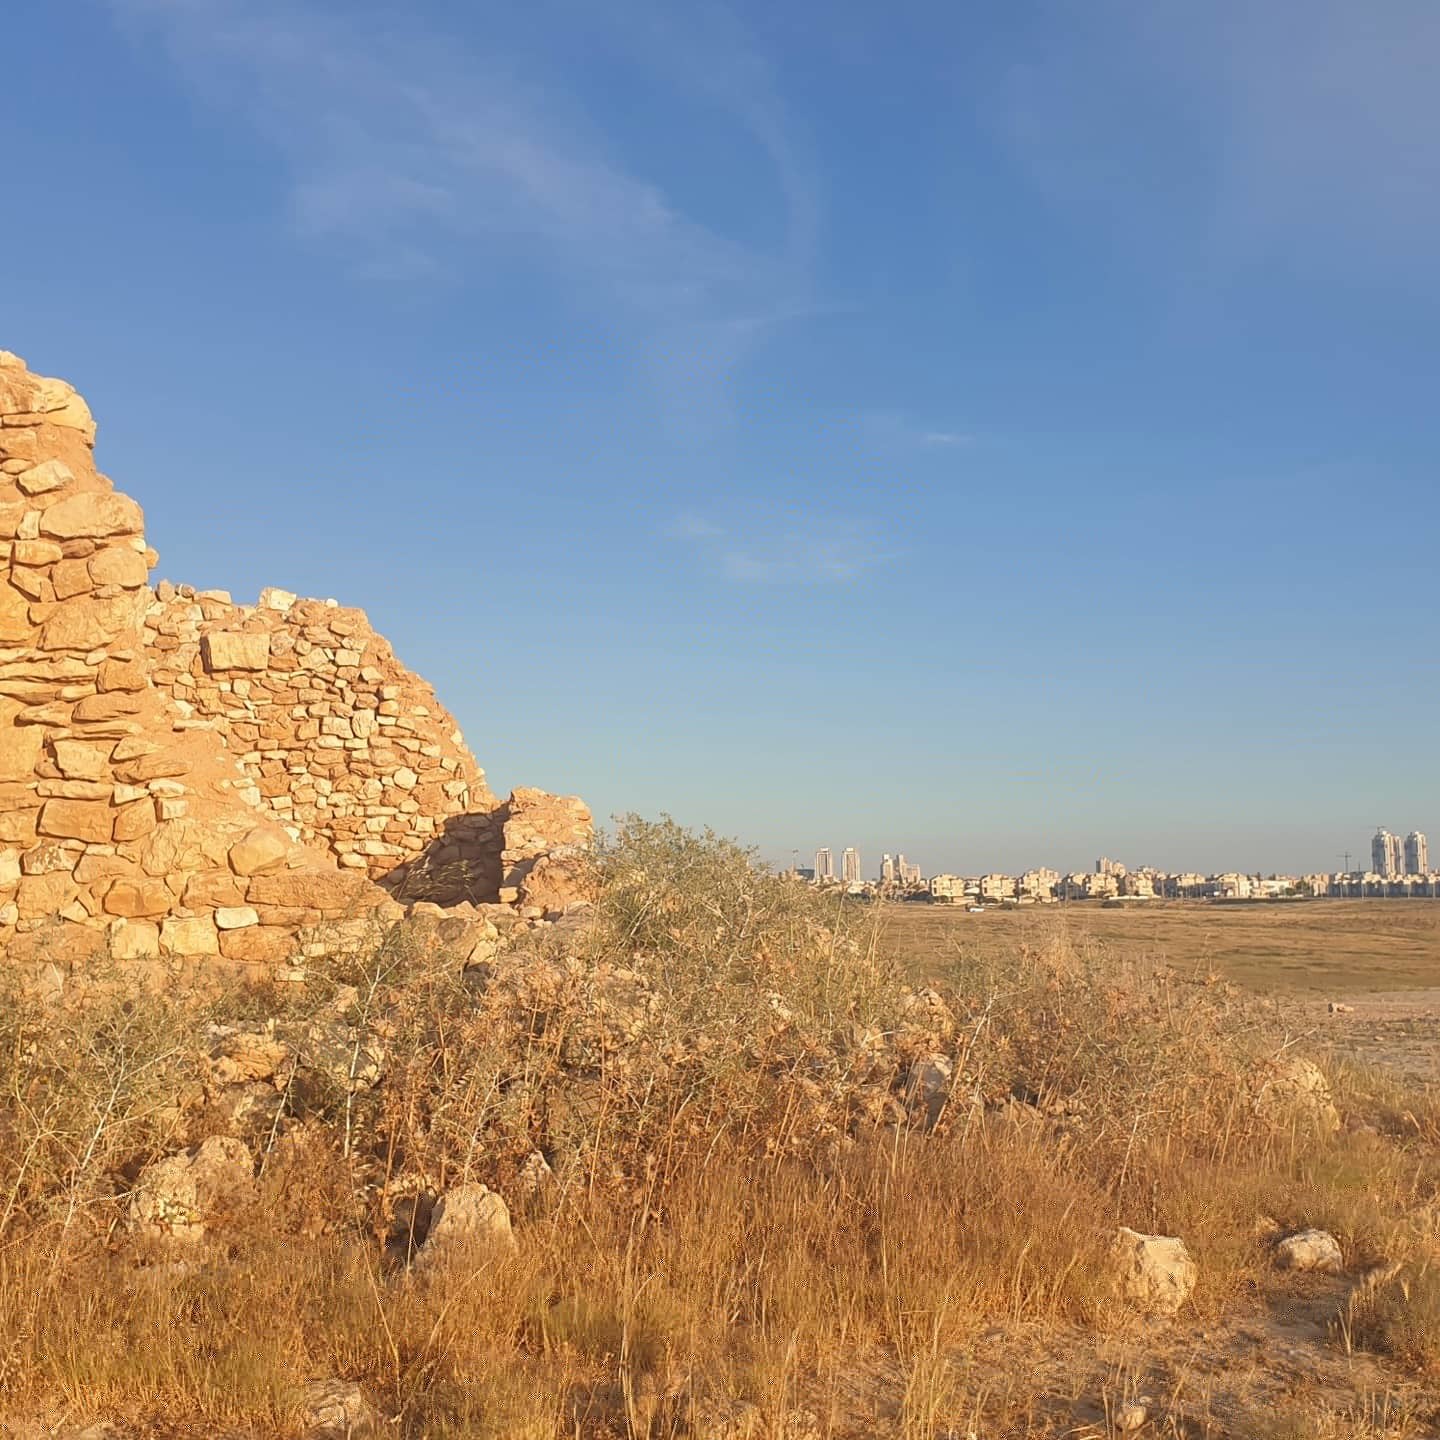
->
{"left": 1328, "top": 1001, "right": 1354, "bottom": 1015}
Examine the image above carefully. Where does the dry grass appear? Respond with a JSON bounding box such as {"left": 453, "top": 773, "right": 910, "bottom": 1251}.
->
{"left": 881, "top": 898, "right": 1440, "bottom": 995}
{"left": 2, "top": 826, "right": 1440, "bottom": 1436}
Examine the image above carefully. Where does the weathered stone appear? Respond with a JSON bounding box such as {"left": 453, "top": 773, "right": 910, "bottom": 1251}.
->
{"left": 12, "top": 539, "right": 63, "bottom": 566}
{"left": 71, "top": 692, "right": 143, "bottom": 723}
{"left": 49, "top": 557, "right": 93, "bottom": 599}
{"left": 1252, "top": 1056, "right": 1341, "bottom": 1135}
{"left": 299, "top": 1378, "right": 378, "bottom": 1440}
{"left": 248, "top": 866, "right": 375, "bottom": 914}
{"left": 228, "top": 826, "right": 293, "bottom": 877}
{"left": 104, "top": 876, "right": 174, "bottom": 918}
{"left": 88, "top": 546, "right": 150, "bottom": 588}
{"left": 0, "top": 700, "right": 45, "bottom": 780}
{"left": 52, "top": 739, "right": 109, "bottom": 780}
{"left": 201, "top": 631, "right": 270, "bottom": 672}
{"left": 160, "top": 915, "right": 220, "bottom": 956}
{"left": 418, "top": 1183, "right": 516, "bottom": 1265}
{"left": 215, "top": 905, "right": 259, "bottom": 930}
{"left": 16, "top": 870, "right": 79, "bottom": 917}
{"left": 1274, "top": 1229, "right": 1344, "bottom": 1274}
{"left": 39, "top": 490, "right": 144, "bottom": 540}
{"left": 109, "top": 918, "right": 161, "bottom": 960}
{"left": 1110, "top": 1228, "right": 1196, "bottom": 1318}
{"left": 127, "top": 1136, "right": 252, "bottom": 1246}
{"left": 95, "top": 658, "right": 147, "bottom": 692}
{"left": 113, "top": 798, "right": 158, "bottom": 842}
{"left": 15, "top": 459, "right": 72, "bottom": 496}
{"left": 39, "top": 594, "right": 144, "bottom": 652}
{"left": 219, "top": 925, "right": 297, "bottom": 963}
{"left": 37, "top": 798, "right": 113, "bottom": 844}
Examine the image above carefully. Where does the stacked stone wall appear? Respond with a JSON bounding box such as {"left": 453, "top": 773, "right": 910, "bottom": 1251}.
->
{"left": 0, "top": 349, "right": 592, "bottom": 969}
{"left": 142, "top": 587, "right": 504, "bottom": 893}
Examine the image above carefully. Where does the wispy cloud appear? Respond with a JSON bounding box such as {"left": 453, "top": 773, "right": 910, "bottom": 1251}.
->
{"left": 856, "top": 410, "right": 974, "bottom": 450}
{"left": 667, "top": 510, "right": 897, "bottom": 586}
{"left": 980, "top": 0, "right": 1440, "bottom": 280}
{"left": 107, "top": 0, "right": 815, "bottom": 401}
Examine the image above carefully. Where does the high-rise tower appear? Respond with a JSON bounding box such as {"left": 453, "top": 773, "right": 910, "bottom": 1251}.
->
{"left": 1405, "top": 831, "right": 1429, "bottom": 876}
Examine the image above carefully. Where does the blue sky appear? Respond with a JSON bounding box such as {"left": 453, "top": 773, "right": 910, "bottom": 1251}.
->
{"left": 6, "top": 0, "right": 1439, "bottom": 875}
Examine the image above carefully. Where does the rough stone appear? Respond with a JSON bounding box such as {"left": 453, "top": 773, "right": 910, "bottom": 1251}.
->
{"left": 1111, "top": 1227, "right": 1197, "bottom": 1317}
{"left": 201, "top": 631, "right": 271, "bottom": 672}
{"left": 418, "top": 1183, "right": 516, "bottom": 1264}
{"left": 39, "top": 490, "right": 144, "bottom": 540}
{"left": 1274, "top": 1228, "right": 1344, "bottom": 1274}
{"left": 228, "top": 826, "right": 293, "bottom": 876}
{"left": 127, "top": 1136, "right": 253, "bottom": 1246}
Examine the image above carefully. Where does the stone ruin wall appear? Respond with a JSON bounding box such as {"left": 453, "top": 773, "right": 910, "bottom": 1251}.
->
{"left": 142, "top": 586, "right": 505, "bottom": 898}
{"left": 0, "top": 350, "right": 592, "bottom": 971}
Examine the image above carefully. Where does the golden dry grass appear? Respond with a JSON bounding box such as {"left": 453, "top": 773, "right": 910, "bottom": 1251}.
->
{"left": 879, "top": 898, "right": 1440, "bottom": 995}
{"left": 2, "top": 833, "right": 1440, "bottom": 1437}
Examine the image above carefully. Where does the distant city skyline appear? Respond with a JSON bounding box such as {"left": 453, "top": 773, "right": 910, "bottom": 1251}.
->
{"left": 784, "top": 826, "right": 1434, "bottom": 883}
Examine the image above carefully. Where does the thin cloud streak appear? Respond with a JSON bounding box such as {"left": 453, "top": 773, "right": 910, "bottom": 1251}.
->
{"left": 668, "top": 511, "right": 898, "bottom": 586}
{"left": 107, "top": 0, "right": 816, "bottom": 401}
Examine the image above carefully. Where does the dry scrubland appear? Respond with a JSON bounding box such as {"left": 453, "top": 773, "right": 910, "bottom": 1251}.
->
{"left": 3, "top": 831, "right": 1440, "bottom": 1439}
{"left": 883, "top": 900, "right": 1440, "bottom": 996}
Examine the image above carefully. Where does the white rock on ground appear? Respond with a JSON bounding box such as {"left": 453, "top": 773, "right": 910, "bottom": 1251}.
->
{"left": 300, "top": 1378, "right": 377, "bottom": 1440}
{"left": 1274, "top": 1228, "right": 1344, "bottom": 1274}
{"left": 418, "top": 1183, "right": 516, "bottom": 1264}
{"left": 1111, "top": 1227, "right": 1197, "bottom": 1317}
{"left": 127, "top": 1136, "right": 253, "bottom": 1246}
{"left": 1252, "top": 1055, "right": 1341, "bottom": 1134}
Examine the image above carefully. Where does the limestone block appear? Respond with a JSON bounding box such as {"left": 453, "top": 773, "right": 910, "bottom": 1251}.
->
{"left": 39, "top": 491, "right": 144, "bottom": 540}
{"left": 0, "top": 701, "right": 45, "bottom": 780}
{"left": 113, "top": 798, "right": 158, "bottom": 842}
{"left": 88, "top": 547, "right": 150, "bottom": 588}
{"left": 52, "top": 739, "right": 108, "bottom": 780}
{"left": 160, "top": 915, "right": 220, "bottom": 957}
{"left": 215, "top": 906, "right": 259, "bottom": 930}
{"left": 104, "top": 876, "right": 173, "bottom": 918}
{"left": 218, "top": 925, "right": 297, "bottom": 963}
{"left": 49, "top": 558, "right": 93, "bottom": 600}
{"left": 40, "top": 594, "right": 145, "bottom": 652}
{"left": 15, "top": 459, "right": 72, "bottom": 496}
{"left": 16, "top": 870, "right": 79, "bottom": 917}
{"left": 109, "top": 918, "right": 161, "bottom": 960}
{"left": 228, "top": 826, "right": 292, "bottom": 876}
{"left": 96, "top": 658, "right": 147, "bottom": 692}
{"left": 72, "top": 692, "right": 142, "bottom": 724}
{"left": 12, "top": 539, "right": 63, "bottom": 566}
{"left": 201, "top": 632, "right": 271, "bottom": 672}
{"left": 37, "top": 798, "right": 113, "bottom": 844}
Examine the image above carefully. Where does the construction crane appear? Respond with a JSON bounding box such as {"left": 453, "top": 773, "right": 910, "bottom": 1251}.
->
{"left": 1337, "top": 851, "right": 1353, "bottom": 873}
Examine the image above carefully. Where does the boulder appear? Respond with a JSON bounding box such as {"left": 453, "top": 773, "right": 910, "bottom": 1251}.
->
{"left": 418, "top": 1183, "right": 516, "bottom": 1264}
{"left": 904, "top": 1052, "right": 953, "bottom": 1130}
{"left": 38, "top": 490, "right": 144, "bottom": 540}
{"left": 127, "top": 1136, "right": 253, "bottom": 1246}
{"left": 1111, "top": 1227, "right": 1196, "bottom": 1317}
{"left": 299, "top": 1378, "right": 378, "bottom": 1440}
{"left": 1274, "top": 1228, "right": 1344, "bottom": 1274}
{"left": 1253, "top": 1055, "right": 1341, "bottom": 1134}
